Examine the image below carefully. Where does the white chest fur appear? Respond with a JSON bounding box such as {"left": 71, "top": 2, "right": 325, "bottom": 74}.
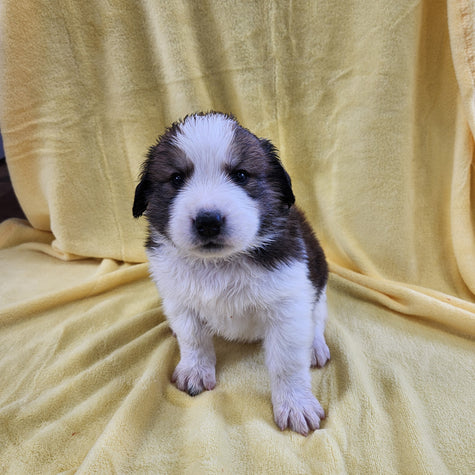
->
{"left": 146, "top": 243, "right": 315, "bottom": 341}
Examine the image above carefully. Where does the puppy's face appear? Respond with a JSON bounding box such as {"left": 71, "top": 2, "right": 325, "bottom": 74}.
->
{"left": 133, "top": 113, "right": 295, "bottom": 258}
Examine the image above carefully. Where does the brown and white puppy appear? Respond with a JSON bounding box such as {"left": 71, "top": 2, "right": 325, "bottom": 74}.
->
{"left": 133, "top": 112, "right": 330, "bottom": 435}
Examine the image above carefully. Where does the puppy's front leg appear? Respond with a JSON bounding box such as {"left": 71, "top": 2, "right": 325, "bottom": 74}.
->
{"left": 264, "top": 304, "right": 325, "bottom": 435}
{"left": 169, "top": 311, "right": 216, "bottom": 396}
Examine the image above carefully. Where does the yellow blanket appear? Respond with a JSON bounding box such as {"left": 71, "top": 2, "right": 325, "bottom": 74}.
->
{"left": 1, "top": 0, "right": 474, "bottom": 472}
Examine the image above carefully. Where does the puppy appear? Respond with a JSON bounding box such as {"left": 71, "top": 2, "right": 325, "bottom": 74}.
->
{"left": 133, "top": 112, "right": 330, "bottom": 435}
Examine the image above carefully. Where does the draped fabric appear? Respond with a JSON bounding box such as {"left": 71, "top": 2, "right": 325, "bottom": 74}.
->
{"left": 0, "top": 1, "right": 474, "bottom": 472}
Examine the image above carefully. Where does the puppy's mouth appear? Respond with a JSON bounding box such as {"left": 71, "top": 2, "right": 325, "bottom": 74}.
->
{"left": 201, "top": 242, "right": 224, "bottom": 250}
{"left": 191, "top": 240, "right": 233, "bottom": 257}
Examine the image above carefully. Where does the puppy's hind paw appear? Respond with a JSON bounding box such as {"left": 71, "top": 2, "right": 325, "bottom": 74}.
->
{"left": 171, "top": 361, "right": 216, "bottom": 396}
{"left": 273, "top": 392, "right": 325, "bottom": 436}
{"left": 311, "top": 336, "right": 330, "bottom": 368}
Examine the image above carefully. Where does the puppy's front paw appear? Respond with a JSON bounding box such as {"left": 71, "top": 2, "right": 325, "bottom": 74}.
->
{"left": 273, "top": 392, "right": 325, "bottom": 436}
{"left": 311, "top": 336, "right": 330, "bottom": 368}
{"left": 171, "top": 361, "right": 216, "bottom": 396}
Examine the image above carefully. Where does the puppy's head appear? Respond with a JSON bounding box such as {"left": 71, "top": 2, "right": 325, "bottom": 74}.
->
{"left": 133, "top": 112, "right": 294, "bottom": 258}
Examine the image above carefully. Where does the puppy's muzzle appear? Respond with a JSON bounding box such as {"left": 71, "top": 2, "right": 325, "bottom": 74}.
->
{"left": 194, "top": 211, "right": 225, "bottom": 239}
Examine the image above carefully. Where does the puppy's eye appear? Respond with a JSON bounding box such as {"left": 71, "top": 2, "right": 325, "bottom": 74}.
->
{"left": 170, "top": 173, "right": 185, "bottom": 188}
{"left": 231, "top": 169, "right": 249, "bottom": 185}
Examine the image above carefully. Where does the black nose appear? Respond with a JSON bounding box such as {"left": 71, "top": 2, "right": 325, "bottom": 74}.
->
{"left": 194, "top": 211, "right": 224, "bottom": 238}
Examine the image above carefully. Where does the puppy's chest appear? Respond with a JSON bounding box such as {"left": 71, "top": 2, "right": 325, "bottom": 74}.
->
{"left": 151, "top": 250, "right": 280, "bottom": 338}
{"left": 187, "top": 265, "right": 267, "bottom": 338}
{"left": 177, "top": 259, "right": 268, "bottom": 313}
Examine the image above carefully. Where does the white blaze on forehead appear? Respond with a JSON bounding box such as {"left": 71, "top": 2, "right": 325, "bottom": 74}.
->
{"left": 166, "top": 115, "right": 261, "bottom": 257}
{"left": 173, "top": 114, "right": 235, "bottom": 170}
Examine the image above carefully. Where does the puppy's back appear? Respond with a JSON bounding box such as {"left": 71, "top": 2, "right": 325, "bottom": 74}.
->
{"left": 292, "top": 207, "right": 328, "bottom": 295}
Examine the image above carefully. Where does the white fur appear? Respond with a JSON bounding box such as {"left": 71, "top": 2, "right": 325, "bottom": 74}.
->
{"left": 147, "top": 243, "right": 329, "bottom": 434}
{"left": 173, "top": 114, "right": 235, "bottom": 173}
{"left": 144, "top": 114, "right": 330, "bottom": 435}
{"left": 148, "top": 240, "right": 317, "bottom": 342}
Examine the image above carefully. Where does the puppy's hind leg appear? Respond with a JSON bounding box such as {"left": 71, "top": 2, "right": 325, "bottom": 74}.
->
{"left": 311, "top": 288, "right": 330, "bottom": 368}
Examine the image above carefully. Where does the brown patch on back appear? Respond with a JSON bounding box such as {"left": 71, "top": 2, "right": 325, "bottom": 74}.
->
{"left": 294, "top": 208, "right": 328, "bottom": 294}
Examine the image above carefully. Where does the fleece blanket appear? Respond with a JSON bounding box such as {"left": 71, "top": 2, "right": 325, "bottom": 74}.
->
{"left": 1, "top": 0, "right": 474, "bottom": 473}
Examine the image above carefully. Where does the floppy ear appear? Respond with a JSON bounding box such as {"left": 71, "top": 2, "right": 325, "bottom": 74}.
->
{"left": 260, "top": 139, "right": 295, "bottom": 208}
{"left": 132, "top": 176, "right": 150, "bottom": 218}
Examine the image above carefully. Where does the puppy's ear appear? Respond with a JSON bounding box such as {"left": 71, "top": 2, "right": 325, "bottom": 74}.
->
{"left": 260, "top": 138, "right": 295, "bottom": 208}
{"left": 133, "top": 175, "right": 150, "bottom": 218}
